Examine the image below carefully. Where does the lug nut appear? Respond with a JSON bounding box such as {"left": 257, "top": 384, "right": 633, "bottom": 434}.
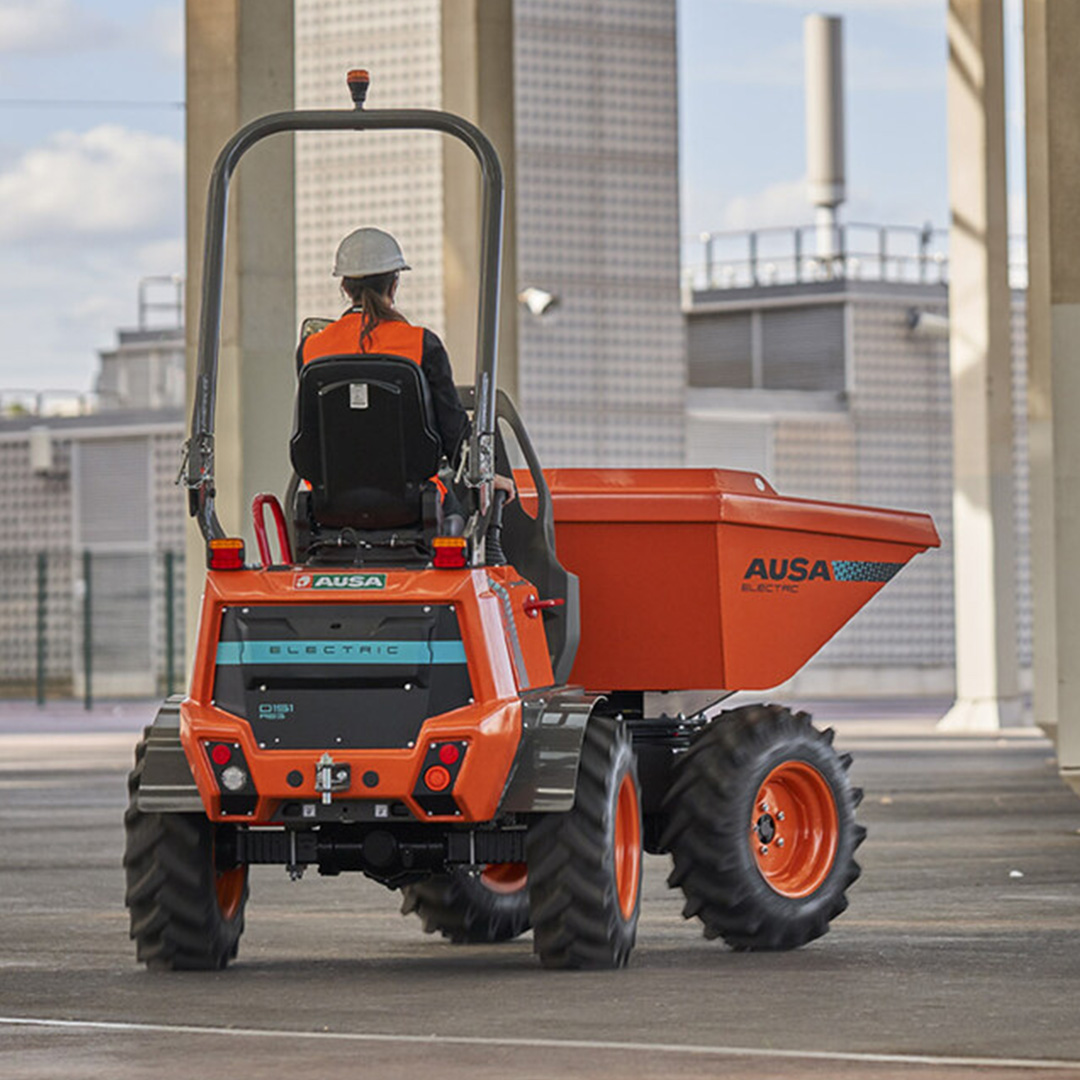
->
{"left": 759, "top": 845, "right": 769, "bottom": 855}
{"left": 777, "top": 811, "right": 786, "bottom": 821}
{"left": 776, "top": 838, "right": 785, "bottom": 848}
{"left": 759, "top": 801, "right": 769, "bottom": 812}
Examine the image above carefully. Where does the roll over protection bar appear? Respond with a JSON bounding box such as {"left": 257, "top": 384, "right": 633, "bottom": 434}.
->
{"left": 184, "top": 75, "right": 504, "bottom": 557}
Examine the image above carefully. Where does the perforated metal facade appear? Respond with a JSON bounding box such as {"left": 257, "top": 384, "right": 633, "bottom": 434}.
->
{"left": 293, "top": 0, "right": 685, "bottom": 467}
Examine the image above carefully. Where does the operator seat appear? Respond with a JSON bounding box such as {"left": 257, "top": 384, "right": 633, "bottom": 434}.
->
{"left": 289, "top": 353, "right": 444, "bottom": 563}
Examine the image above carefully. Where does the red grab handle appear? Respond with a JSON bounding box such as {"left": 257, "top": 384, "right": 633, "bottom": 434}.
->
{"left": 252, "top": 493, "right": 294, "bottom": 568}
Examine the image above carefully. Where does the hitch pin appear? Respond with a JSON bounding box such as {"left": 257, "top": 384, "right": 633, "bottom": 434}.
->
{"left": 316, "top": 752, "right": 334, "bottom": 805}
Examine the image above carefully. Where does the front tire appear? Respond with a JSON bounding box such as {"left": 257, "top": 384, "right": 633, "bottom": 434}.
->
{"left": 661, "top": 704, "right": 864, "bottom": 951}
{"left": 123, "top": 734, "right": 248, "bottom": 970}
{"left": 526, "top": 715, "right": 643, "bottom": 969}
{"left": 400, "top": 865, "right": 531, "bottom": 943}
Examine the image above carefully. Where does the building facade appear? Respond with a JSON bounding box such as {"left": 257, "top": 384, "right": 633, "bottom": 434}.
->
{"left": 0, "top": 409, "right": 186, "bottom": 698}
{"left": 293, "top": 0, "right": 685, "bottom": 466}
{"left": 0, "top": 302, "right": 186, "bottom": 699}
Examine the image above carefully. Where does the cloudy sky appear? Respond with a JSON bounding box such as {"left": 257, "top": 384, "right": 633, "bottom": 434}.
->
{"left": 0, "top": 0, "right": 1024, "bottom": 395}
{"left": 0, "top": 0, "right": 183, "bottom": 397}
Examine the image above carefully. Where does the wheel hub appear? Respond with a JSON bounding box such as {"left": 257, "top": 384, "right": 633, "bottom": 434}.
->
{"left": 750, "top": 760, "right": 838, "bottom": 898}
{"left": 755, "top": 813, "right": 777, "bottom": 845}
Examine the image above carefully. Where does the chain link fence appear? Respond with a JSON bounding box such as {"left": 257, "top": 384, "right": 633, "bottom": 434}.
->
{"left": 0, "top": 549, "right": 185, "bottom": 704}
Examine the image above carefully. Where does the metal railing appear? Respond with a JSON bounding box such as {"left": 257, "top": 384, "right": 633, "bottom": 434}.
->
{"left": 683, "top": 222, "right": 1029, "bottom": 293}
{"left": 0, "top": 549, "right": 185, "bottom": 705}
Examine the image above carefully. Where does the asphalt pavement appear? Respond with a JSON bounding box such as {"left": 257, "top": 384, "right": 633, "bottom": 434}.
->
{"left": 1, "top": 697, "right": 1079, "bottom": 1079}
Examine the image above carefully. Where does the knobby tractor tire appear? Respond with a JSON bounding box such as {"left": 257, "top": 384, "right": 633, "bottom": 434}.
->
{"left": 400, "top": 864, "right": 531, "bottom": 944}
{"left": 661, "top": 704, "right": 864, "bottom": 951}
{"left": 525, "top": 715, "right": 643, "bottom": 969}
{"left": 123, "top": 732, "right": 249, "bottom": 970}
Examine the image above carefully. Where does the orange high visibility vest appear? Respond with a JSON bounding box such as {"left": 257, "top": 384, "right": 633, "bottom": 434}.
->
{"left": 301, "top": 313, "right": 424, "bottom": 366}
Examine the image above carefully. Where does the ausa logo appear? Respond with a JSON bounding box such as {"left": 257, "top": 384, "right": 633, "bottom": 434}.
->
{"left": 293, "top": 572, "right": 387, "bottom": 590}
{"left": 744, "top": 557, "right": 831, "bottom": 583}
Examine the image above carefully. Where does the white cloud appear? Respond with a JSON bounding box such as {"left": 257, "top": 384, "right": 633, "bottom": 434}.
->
{"left": 0, "top": 126, "right": 184, "bottom": 391}
{"left": 721, "top": 177, "right": 809, "bottom": 229}
{"left": 1009, "top": 189, "right": 1027, "bottom": 239}
{"left": 0, "top": 125, "right": 183, "bottom": 243}
{"left": 0, "top": 0, "right": 114, "bottom": 54}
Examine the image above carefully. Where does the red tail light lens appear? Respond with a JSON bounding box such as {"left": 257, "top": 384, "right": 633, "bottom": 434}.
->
{"left": 208, "top": 538, "right": 245, "bottom": 570}
{"left": 432, "top": 536, "right": 467, "bottom": 569}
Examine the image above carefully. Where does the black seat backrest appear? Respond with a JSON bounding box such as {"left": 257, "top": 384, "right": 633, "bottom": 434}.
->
{"left": 290, "top": 354, "right": 442, "bottom": 530}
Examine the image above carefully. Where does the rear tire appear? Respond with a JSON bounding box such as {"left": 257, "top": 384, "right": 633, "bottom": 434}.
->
{"left": 526, "top": 715, "right": 642, "bottom": 969}
{"left": 400, "top": 865, "right": 530, "bottom": 943}
{"left": 661, "top": 703, "right": 864, "bottom": 951}
{"left": 123, "top": 735, "right": 248, "bottom": 970}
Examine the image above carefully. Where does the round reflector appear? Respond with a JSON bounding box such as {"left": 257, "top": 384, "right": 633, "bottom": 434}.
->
{"left": 424, "top": 765, "right": 451, "bottom": 792}
{"left": 438, "top": 743, "right": 460, "bottom": 766}
{"left": 210, "top": 744, "right": 232, "bottom": 766}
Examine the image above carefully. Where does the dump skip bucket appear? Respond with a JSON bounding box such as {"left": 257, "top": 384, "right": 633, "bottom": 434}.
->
{"left": 521, "top": 469, "right": 940, "bottom": 693}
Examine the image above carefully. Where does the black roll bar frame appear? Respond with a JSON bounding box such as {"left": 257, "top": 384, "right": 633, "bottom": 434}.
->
{"left": 183, "top": 103, "right": 504, "bottom": 556}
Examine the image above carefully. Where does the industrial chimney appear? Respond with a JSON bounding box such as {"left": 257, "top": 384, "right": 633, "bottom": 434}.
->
{"left": 804, "top": 14, "right": 846, "bottom": 264}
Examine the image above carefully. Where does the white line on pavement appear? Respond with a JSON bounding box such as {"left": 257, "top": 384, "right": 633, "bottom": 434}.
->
{"left": 1, "top": 1016, "right": 1078, "bottom": 1072}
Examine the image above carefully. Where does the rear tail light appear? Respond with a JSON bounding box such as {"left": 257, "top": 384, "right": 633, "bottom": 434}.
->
{"left": 208, "top": 537, "right": 245, "bottom": 570}
{"left": 204, "top": 741, "right": 257, "bottom": 815}
{"left": 432, "top": 536, "right": 467, "bottom": 569}
{"left": 413, "top": 741, "right": 467, "bottom": 815}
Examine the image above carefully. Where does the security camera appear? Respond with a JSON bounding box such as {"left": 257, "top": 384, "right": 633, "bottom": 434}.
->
{"left": 906, "top": 307, "right": 950, "bottom": 339}
{"left": 518, "top": 287, "right": 559, "bottom": 317}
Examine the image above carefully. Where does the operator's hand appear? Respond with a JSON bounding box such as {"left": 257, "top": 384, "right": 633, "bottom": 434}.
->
{"left": 494, "top": 474, "right": 517, "bottom": 503}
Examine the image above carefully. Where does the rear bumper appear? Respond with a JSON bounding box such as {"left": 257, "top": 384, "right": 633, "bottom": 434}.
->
{"left": 181, "top": 697, "right": 522, "bottom": 824}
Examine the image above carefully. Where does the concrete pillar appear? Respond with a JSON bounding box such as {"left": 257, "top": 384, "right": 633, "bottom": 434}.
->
{"left": 440, "top": 0, "right": 518, "bottom": 400}
{"left": 1023, "top": 0, "right": 1057, "bottom": 745}
{"left": 1025, "top": 0, "right": 1080, "bottom": 794}
{"left": 184, "top": 0, "right": 295, "bottom": 653}
{"left": 939, "top": 0, "right": 1022, "bottom": 731}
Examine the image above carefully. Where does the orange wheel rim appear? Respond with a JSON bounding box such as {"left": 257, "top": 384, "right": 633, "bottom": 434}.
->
{"left": 479, "top": 862, "right": 528, "bottom": 894}
{"left": 751, "top": 761, "right": 838, "bottom": 898}
{"left": 614, "top": 772, "right": 642, "bottom": 919}
{"left": 215, "top": 866, "right": 247, "bottom": 921}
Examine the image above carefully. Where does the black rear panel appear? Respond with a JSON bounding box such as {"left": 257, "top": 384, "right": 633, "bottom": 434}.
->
{"left": 212, "top": 604, "right": 472, "bottom": 749}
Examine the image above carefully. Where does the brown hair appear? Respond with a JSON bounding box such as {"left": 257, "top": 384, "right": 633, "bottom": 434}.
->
{"left": 342, "top": 271, "right": 405, "bottom": 348}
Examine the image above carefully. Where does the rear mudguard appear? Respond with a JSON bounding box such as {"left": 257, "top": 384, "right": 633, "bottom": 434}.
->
{"left": 135, "top": 696, "right": 202, "bottom": 813}
{"left": 498, "top": 688, "right": 603, "bottom": 813}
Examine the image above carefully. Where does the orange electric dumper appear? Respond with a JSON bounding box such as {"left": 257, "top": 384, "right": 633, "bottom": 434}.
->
{"left": 124, "top": 72, "right": 940, "bottom": 974}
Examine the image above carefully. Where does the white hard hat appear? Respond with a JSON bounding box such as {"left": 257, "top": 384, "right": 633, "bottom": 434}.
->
{"left": 332, "top": 227, "right": 410, "bottom": 277}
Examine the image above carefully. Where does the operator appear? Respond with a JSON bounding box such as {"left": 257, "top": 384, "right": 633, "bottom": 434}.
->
{"left": 298, "top": 226, "right": 515, "bottom": 504}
